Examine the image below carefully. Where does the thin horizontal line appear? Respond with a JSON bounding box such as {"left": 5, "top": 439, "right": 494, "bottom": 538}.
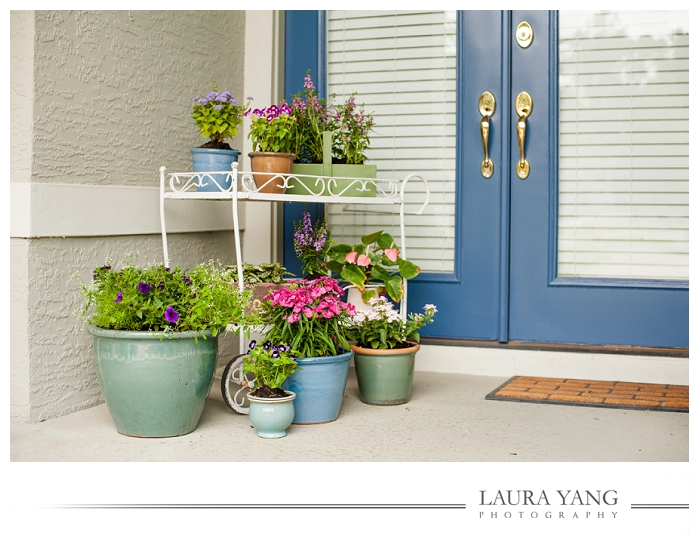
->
{"left": 631, "top": 504, "right": 689, "bottom": 509}
{"left": 50, "top": 503, "right": 466, "bottom": 510}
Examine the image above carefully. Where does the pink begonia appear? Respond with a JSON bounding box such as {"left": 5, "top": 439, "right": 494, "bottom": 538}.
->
{"left": 345, "top": 251, "right": 358, "bottom": 264}
{"left": 357, "top": 254, "right": 371, "bottom": 267}
{"left": 384, "top": 247, "right": 399, "bottom": 262}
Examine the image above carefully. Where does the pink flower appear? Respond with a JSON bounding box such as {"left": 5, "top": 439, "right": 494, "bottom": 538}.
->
{"left": 345, "top": 251, "right": 358, "bottom": 264}
{"left": 384, "top": 247, "right": 399, "bottom": 262}
{"left": 357, "top": 254, "right": 371, "bottom": 267}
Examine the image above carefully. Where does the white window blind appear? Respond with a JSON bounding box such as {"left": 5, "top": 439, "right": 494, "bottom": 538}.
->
{"left": 558, "top": 10, "right": 689, "bottom": 279}
{"left": 326, "top": 10, "right": 457, "bottom": 273}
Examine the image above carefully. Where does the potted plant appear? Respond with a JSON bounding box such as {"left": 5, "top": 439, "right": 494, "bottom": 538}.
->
{"left": 326, "top": 229, "right": 420, "bottom": 304}
{"left": 191, "top": 84, "right": 249, "bottom": 192}
{"left": 77, "top": 255, "right": 253, "bottom": 437}
{"left": 292, "top": 209, "right": 332, "bottom": 280}
{"left": 348, "top": 297, "right": 437, "bottom": 405}
{"left": 288, "top": 71, "right": 377, "bottom": 197}
{"left": 246, "top": 100, "right": 296, "bottom": 193}
{"left": 242, "top": 340, "right": 301, "bottom": 438}
{"left": 226, "top": 262, "right": 296, "bottom": 314}
{"left": 257, "top": 276, "right": 356, "bottom": 424}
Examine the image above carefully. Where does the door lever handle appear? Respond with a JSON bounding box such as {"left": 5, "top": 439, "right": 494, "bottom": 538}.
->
{"left": 478, "top": 92, "right": 496, "bottom": 178}
{"left": 515, "top": 91, "right": 533, "bottom": 179}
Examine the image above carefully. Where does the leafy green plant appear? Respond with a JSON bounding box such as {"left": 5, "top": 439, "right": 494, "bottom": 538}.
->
{"left": 290, "top": 70, "right": 375, "bottom": 165}
{"left": 348, "top": 297, "right": 437, "bottom": 350}
{"left": 243, "top": 340, "right": 301, "bottom": 395}
{"left": 326, "top": 230, "right": 420, "bottom": 302}
{"left": 226, "top": 262, "right": 294, "bottom": 284}
{"left": 191, "top": 84, "right": 249, "bottom": 148}
{"left": 290, "top": 70, "right": 333, "bottom": 164}
{"left": 246, "top": 102, "right": 296, "bottom": 153}
{"left": 258, "top": 277, "right": 355, "bottom": 357}
{"left": 77, "top": 255, "right": 256, "bottom": 338}
{"left": 329, "top": 92, "right": 375, "bottom": 165}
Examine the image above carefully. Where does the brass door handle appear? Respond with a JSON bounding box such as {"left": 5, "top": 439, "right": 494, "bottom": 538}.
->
{"left": 515, "top": 91, "right": 533, "bottom": 179}
{"left": 478, "top": 92, "right": 496, "bottom": 178}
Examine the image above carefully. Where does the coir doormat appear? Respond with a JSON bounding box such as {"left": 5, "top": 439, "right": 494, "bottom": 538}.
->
{"left": 486, "top": 376, "right": 688, "bottom": 412}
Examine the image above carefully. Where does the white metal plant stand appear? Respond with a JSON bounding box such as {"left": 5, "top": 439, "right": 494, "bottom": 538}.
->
{"left": 159, "top": 163, "right": 430, "bottom": 414}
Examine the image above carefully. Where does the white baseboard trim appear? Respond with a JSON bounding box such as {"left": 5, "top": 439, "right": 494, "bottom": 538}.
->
{"left": 414, "top": 344, "right": 689, "bottom": 385}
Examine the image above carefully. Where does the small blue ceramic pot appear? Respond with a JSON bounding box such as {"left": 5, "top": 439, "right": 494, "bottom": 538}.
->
{"left": 190, "top": 148, "right": 240, "bottom": 192}
{"left": 248, "top": 391, "right": 296, "bottom": 439}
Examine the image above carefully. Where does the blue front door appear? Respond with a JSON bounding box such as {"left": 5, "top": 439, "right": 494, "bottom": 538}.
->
{"left": 284, "top": 10, "right": 689, "bottom": 349}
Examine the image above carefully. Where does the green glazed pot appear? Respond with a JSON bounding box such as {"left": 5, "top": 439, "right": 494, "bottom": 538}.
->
{"left": 289, "top": 163, "right": 377, "bottom": 197}
{"left": 351, "top": 342, "right": 420, "bottom": 405}
{"left": 87, "top": 325, "right": 218, "bottom": 437}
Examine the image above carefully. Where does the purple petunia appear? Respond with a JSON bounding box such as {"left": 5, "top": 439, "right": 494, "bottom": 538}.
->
{"left": 164, "top": 306, "right": 179, "bottom": 324}
{"left": 114, "top": 292, "right": 123, "bottom": 303}
{"left": 138, "top": 282, "right": 151, "bottom": 294}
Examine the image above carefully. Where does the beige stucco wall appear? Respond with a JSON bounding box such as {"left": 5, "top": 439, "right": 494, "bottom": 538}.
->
{"left": 10, "top": 10, "right": 252, "bottom": 424}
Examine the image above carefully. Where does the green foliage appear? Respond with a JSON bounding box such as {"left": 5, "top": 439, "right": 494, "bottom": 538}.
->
{"left": 326, "top": 230, "right": 420, "bottom": 302}
{"left": 226, "top": 263, "right": 294, "bottom": 284}
{"left": 246, "top": 102, "right": 296, "bottom": 154}
{"left": 77, "top": 255, "right": 258, "bottom": 338}
{"left": 191, "top": 84, "right": 248, "bottom": 144}
{"left": 289, "top": 71, "right": 333, "bottom": 163}
{"left": 329, "top": 92, "right": 375, "bottom": 165}
{"left": 348, "top": 298, "right": 438, "bottom": 350}
{"left": 258, "top": 277, "right": 355, "bottom": 357}
{"left": 243, "top": 340, "right": 301, "bottom": 390}
{"left": 291, "top": 70, "right": 375, "bottom": 165}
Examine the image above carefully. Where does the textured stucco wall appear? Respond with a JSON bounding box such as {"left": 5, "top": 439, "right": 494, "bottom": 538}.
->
{"left": 32, "top": 10, "right": 246, "bottom": 183}
{"left": 11, "top": 10, "right": 249, "bottom": 424}
{"left": 17, "top": 233, "right": 240, "bottom": 424}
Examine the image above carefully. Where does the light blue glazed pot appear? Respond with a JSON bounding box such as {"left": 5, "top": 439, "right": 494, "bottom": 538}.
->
{"left": 88, "top": 325, "right": 217, "bottom": 437}
{"left": 248, "top": 391, "right": 296, "bottom": 438}
{"left": 282, "top": 350, "right": 353, "bottom": 424}
{"left": 190, "top": 148, "right": 240, "bottom": 192}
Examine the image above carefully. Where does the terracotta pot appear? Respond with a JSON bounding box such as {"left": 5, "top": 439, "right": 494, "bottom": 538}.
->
{"left": 248, "top": 152, "right": 295, "bottom": 194}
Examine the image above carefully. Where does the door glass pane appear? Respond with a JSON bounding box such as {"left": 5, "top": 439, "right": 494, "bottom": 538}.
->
{"left": 326, "top": 10, "right": 457, "bottom": 273}
{"left": 558, "top": 10, "right": 689, "bottom": 279}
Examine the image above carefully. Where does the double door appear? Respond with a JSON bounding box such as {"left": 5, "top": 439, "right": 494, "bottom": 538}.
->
{"left": 284, "top": 10, "right": 688, "bottom": 348}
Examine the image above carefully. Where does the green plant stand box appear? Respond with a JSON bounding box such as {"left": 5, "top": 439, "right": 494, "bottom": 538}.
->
{"left": 288, "top": 131, "right": 377, "bottom": 197}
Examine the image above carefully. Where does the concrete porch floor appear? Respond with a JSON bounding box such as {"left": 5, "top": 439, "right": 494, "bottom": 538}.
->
{"left": 10, "top": 366, "right": 689, "bottom": 462}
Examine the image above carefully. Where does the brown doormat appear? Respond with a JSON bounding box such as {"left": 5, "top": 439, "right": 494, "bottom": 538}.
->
{"left": 486, "top": 376, "right": 688, "bottom": 412}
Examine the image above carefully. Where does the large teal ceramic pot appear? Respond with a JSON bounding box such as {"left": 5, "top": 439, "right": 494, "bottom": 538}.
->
{"left": 88, "top": 325, "right": 217, "bottom": 437}
{"left": 248, "top": 391, "right": 296, "bottom": 438}
{"left": 282, "top": 350, "right": 353, "bottom": 424}
{"left": 191, "top": 148, "right": 240, "bottom": 192}
{"left": 351, "top": 342, "right": 419, "bottom": 405}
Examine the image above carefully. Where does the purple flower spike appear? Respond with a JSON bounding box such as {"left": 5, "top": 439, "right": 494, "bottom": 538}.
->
{"left": 114, "top": 292, "right": 123, "bottom": 303}
{"left": 164, "top": 306, "right": 179, "bottom": 324}
{"left": 138, "top": 282, "right": 151, "bottom": 294}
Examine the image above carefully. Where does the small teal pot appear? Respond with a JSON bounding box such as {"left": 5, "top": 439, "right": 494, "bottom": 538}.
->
{"left": 191, "top": 148, "right": 241, "bottom": 192}
{"left": 248, "top": 391, "right": 296, "bottom": 438}
{"left": 87, "top": 325, "right": 217, "bottom": 437}
{"left": 282, "top": 350, "right": 353, "bottom": 424}
{"left": 351, "top": 342, "right": 419, "bottom": 405}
